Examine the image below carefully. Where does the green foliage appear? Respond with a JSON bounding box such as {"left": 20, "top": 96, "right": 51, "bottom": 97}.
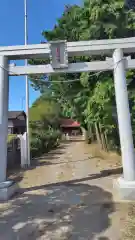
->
{"left": 30, "top": 95, "right": 61, "bottom": 157}
{"left": 7, "top": 134, "right": 17, "bottom": 143}
{"left": 30, "top": 127, "right": 61, "bottom": 157}
{"left": 30, "top": 0, "right": 135, "bottom": 152}
{"left": 29, "top": 95, "right": 60, "bottom": 122}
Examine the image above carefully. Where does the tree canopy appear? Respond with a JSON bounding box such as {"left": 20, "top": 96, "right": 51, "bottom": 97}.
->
{"left": 29, "top": 95, "right": 60, "bottom": 122}
{"left": 29, "top": 0, "right": 135, "bottom": 151}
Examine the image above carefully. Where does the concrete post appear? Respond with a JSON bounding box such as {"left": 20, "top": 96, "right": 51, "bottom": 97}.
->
{"left": 113, "top": 48, "right": 135, "bottom": 181}
{"left": 0, "top": 56, "right": 9, "bottom": 183}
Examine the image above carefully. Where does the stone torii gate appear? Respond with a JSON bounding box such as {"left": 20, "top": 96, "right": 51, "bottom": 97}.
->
{"left": 1, "top": 37, "right": 135, "bottom": 200}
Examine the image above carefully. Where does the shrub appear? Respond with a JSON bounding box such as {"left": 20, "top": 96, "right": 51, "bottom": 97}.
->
{"left": 30, "top": 123, "right": 61, "bottom": 158}
{"left": 7, "top": 134, "right": 17, "bottom": 143}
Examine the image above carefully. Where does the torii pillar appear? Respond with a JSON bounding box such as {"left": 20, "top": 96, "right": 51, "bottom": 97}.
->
{"left": 0, "top": 55, "right": 18, "bottom": 200}
{"left": 0, "top": 56, "right": 8, "bottom": 183}
{"left": 113, "top": 49, "right": 135, "bottom": 200}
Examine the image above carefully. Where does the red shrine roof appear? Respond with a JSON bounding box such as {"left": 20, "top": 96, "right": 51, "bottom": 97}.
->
{"left": 60, "top": 119, "right": 80, "bottom": 128}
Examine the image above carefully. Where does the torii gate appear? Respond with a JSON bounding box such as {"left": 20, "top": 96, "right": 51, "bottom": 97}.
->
{"left": 0, "top": 37, "right": 135, "bottom": 200}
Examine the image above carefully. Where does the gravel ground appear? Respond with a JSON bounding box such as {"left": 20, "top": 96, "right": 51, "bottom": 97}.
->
{"left": 0, "top": 141, "right": 135, "bottom": 239}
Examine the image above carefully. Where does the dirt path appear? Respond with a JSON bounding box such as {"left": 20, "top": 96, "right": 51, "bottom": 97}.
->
{"left": 0, "top": 141, "right": 134, "bottom": 239}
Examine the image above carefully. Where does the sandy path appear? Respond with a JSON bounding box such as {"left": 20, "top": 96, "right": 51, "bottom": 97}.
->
{"left": 0, "top": 141, "right": 134, "bottom": 239}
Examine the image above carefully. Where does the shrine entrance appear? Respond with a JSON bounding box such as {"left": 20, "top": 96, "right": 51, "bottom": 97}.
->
{"left": 0, "top": 37, "right": 135, "bottom": 199}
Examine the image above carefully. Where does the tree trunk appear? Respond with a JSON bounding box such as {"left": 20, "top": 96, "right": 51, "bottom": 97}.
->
{"left": 87, "top": 124, "right": 93, "bottom": 143}
{"left": 91, "top": 124, "right": 95, "bottom": 142}
{"left": 81, "top": 127, "right": 88, "bottom": 141}
{"left": 94, "top": 122, "right": 102, "bottom": 148}
{"left": 99, "top": 123, "right": 107, "bottom": 151}
{"left": 104, "top": 131, "right": 109, "bottom": 152}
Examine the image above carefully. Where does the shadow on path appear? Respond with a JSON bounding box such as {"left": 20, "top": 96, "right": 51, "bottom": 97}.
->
{"left": 7, "top": 142, "right": 71, "bottom": 182}
{"left": 90, "top": 167, "right": 123, "bottom": 179}
{"left": 30, "top": 156, "right": 102, "bottom": 168}
{"left": 0, "top": 182, "right": 114, "bottom": 239}
{"left": 20, "top": 167, "right": 122, "bottom": 194}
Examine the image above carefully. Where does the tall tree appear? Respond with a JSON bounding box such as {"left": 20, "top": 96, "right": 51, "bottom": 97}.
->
{"left": 29, "top": 0, "right": 135, "bottom": 148}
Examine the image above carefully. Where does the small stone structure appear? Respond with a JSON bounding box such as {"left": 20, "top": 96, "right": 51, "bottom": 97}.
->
{"left": 7, "top": 133, "right": 28, "bottom": 169}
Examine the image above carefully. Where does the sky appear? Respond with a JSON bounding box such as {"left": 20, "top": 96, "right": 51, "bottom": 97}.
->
{"left": 0, "top": 0, "right": 81, "bottom": 111}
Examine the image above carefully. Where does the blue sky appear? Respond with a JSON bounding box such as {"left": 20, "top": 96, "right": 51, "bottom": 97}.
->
{"left": 0, "top": 0, "right": 81, "bottom": 111}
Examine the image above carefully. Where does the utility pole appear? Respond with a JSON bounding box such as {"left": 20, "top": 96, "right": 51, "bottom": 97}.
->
{"left": 24, "top": 0, "right": 30, "bottom": 166}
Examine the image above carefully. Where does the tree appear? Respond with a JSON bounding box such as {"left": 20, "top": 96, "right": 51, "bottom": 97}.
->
{"left": 29, "top": 95, "right": 61, "bottom": 157}
{"left": 30, "top": 0, "right": 135, "bottom": 150}
{"left": 29, "top": 94, "right": 60, "bottom": 122}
